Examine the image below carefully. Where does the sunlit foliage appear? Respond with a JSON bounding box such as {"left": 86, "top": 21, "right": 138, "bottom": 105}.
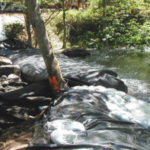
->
{"left": 53, "top": 0, "right": 150, "bottom": 49}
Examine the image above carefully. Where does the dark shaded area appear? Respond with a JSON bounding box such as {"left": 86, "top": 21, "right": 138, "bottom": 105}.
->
{"left": 63, "top": 47, "right": 90, "bottom": 57}
{"left": 0, "top": 79, "right": 53, "bottom": 132}
{"left": 0, "top": 39, "right": 31, "bottom": 50}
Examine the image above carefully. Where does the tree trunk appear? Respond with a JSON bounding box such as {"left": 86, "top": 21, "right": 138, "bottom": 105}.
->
{"left": 62, "top": 0, "right": 67, "bottom": 49}
{"left": 24, "top": 0, "right": 32, "bottom": 46}
{"left": 102, "top": 0, "right": 106, "bottom": 16}
{"left": 25, "top": 0, "right": 66, "bottom": 95}
{"left": 78, "top": 0, "right": 81, "bottom": 9}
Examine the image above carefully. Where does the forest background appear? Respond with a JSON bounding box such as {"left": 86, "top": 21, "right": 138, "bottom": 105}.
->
{"left": 2, "top": 0, "right": 150, "bottom": 50}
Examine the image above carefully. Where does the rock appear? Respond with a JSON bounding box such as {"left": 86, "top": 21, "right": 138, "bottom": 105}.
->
{"left": 0, "top": 39, "right": 30, "bottom": 50}
{"left": 0, "top": 47, "right": 127, "bottom": 92}
{"left": 0, "top": 73, "right": 26, "bottom": 93}
{"left": 67, "top": 69, "right": 128, "bottom": 93}
{"left": 63, "top": 47, "right": 90, "bottom": 57}
{"left": 0, "top": 65, "right": 21, "bottom": 76}
{"left": 2, "top": 80, "right": 9, "bottom": 87}
{"left": 86, "top": 71, "right": 127, "bottom": 92}
{"left": 8, "top": 74, "right": 21, "bottom": 82}
{"left": 0, "top": 75, "right": 7, "bottom": 80}
{"left": 0, "top": 85, "right": 4, "bottom": 92}
{"left": 0, "top": 48, "right": 96, "bottom": 82}
{"left": 17, "top": 55, "right": 48, "bottom": 82}
{"left": 7, "top": 74, "right": 28, "bottom": 87}
{"left": 0, "top": 56, "right": 12, "bottom": 65}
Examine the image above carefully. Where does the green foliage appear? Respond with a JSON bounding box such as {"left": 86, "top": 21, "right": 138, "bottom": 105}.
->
{"left": 39, "top": 0, "right": 60, "bottom": 5}
{"left": 52, "top": 0, "right": 150, "bottom": 49}
{"left": 4, "top": 23, "right": 24, "bottom": 39}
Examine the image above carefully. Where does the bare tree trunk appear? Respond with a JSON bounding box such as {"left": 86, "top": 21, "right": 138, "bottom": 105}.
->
{"left": 24, "top": 9, "right": 32, "bottom": 46}
{"left": 62, "top": 0, "right": 67, "bottom": 49}
{"left": 78, "top": 0, "right": 81, "bottom": 9}
{"left": 25, "top": 0, "right": 66, "bottom": 95}
{"left": 102, "top": 0, "right": 106, "bottom": 16}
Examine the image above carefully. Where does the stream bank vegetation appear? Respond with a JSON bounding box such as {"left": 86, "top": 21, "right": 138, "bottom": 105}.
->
{"left": 51, "top": 0, "right": 150, "bottom": 49}
{"left": 4, "top": 0, "right": 150, "bottom": 50}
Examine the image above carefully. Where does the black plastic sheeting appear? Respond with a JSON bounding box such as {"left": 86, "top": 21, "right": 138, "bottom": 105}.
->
{"left": 31, "top": 86, "right": 150, "bottom": 150}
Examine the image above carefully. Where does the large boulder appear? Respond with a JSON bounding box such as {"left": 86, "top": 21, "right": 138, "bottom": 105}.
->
{"left": 63, "top": 47, "right": 90, "bottom": 58}
{"left": 67, "top": 69, "right": 128, "bottom": 93}
{"left": 0, "top": 45, "right": 127, "bottom": 92}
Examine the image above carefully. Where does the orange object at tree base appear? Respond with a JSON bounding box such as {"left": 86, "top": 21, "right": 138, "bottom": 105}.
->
{"left": 48, "top": 76, "right": 60, "bottom": 93}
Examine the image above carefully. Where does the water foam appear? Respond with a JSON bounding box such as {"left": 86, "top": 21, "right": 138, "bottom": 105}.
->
{"left": 73, "top": 86, "right": 150, "bottom": 128}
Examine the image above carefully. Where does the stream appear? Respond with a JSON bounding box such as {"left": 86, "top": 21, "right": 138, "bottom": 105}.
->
{"left": 84, "top": 49, "right": 150, "bottom": 102}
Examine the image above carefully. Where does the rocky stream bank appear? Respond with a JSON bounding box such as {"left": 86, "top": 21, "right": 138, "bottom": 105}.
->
{"left": 0, "top": 39, "right": 150, "bottom": 150}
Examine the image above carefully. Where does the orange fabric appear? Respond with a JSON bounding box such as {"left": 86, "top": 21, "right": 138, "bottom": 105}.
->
{"left": 48, "top": 76, "right": 60, "bottom": 92}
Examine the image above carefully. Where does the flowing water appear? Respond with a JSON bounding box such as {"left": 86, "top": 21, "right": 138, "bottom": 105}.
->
{"left": 84, "top": 49, "right": 150, "bottom": 100}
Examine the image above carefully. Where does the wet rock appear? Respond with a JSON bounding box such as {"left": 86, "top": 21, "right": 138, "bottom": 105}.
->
{"left": 0, "top": 65, "right": 21, "bottom": 77}
{"left": 0, "top": 48, "right": 98, "bottom": 82}
{"left": 0, "top": 48, "right": 48, "bottom": 82}
{"left": 0, "top": 48, "right": 127, "bottom": 92}
{"left": 63, "top": 47, "right": 90, "bottom": 57}
{"left": 67, "top": 69, "right": 128, "bottom": 93}
{"left": 0, "top": 56, "right": 12, "bottom": 65}
{"left": 16, "top": 55, "right": 48, "bottom": 82}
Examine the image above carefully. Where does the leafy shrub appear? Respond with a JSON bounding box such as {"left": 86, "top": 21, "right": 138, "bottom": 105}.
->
{"left": 53, "top": 0, "right": 150, "bottom": 48}
{"left": 4, "top": 23, "right": 24, "bottom": 39}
